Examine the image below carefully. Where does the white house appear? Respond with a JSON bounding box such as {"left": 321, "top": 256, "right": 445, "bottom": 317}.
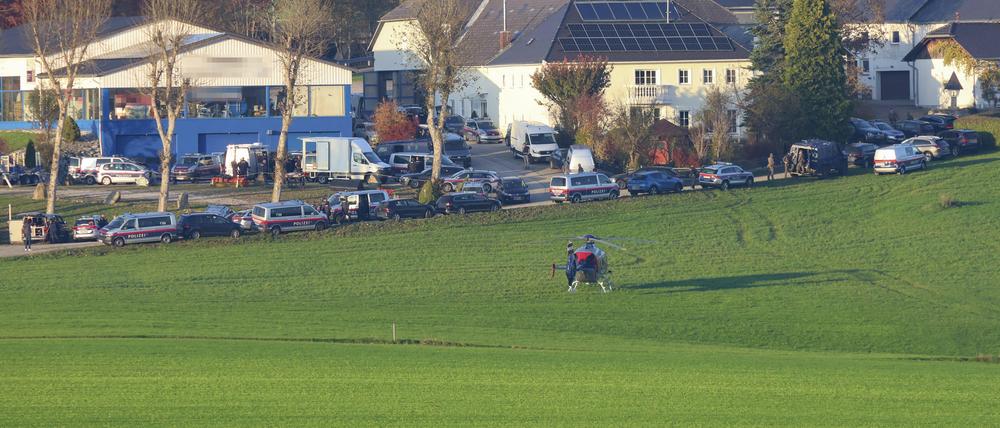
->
{"left": 859, "top": 0, "right": 1000, "bottom": 108}
{"left": 367, "top": 0, "right": 753, "bottom": 133}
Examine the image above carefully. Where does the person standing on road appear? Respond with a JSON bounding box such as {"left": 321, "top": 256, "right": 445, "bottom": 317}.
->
{"left": 782, "top": 153, "right": 791, "bottom": 178}
{"left": 767, "top": 153, "right": 776, "bottom": 181}
{"left": 21, "top": 219, "right": 32, "bottom": 252}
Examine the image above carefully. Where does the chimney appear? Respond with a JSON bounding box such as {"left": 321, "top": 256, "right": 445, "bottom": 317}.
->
{"left": 500, "top": 31, "right": 512, "bottom": 50}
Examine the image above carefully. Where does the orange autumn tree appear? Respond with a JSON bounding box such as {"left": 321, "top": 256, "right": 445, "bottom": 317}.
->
{"left": 373, "top": 100, "right": 417, "bottom": 144}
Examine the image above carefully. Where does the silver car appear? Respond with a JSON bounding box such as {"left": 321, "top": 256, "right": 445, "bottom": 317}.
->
{"left": 698, "top": 163, "right": 754, "bottom": 190}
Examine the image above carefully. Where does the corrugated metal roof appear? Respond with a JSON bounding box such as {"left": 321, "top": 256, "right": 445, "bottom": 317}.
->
{"left": 0, "top": 16, "right": 146, "bottom": 57}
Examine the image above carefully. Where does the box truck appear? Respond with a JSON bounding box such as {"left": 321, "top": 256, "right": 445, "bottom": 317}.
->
{"left": 301, "top": 137, "right": 391, "bottom": 184}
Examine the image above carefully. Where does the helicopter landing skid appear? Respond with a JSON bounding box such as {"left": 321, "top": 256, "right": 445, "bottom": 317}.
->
{"left": 568, "top": 279, "right": 613, "bottom": 293}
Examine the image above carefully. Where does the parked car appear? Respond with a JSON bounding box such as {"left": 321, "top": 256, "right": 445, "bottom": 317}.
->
{"left": 178, "top": 212, "right": 242, "bottom": 239}
{"left": 895, "top": 120, "right": 936, "bottom": 138}
{"left": 442, "top": 132, "right": 473, "bottom": 167}
{"left": 10, "top": 212, "right": 70, "bottom": 244}
{"left": 443, "top": 115, "right": 466, "bottom": 134}
{"left": 937, "top": 129, "right": 979, "bottom": 155}
{"left": 98, "top": 212, "right": 178, "bottom": 247}
{"left": 387, "top": 152, "right": 457, "bottom": 176}
{"left": 873, "top": 144, "right": 926, "bottom": 175}
{"left": 374, "top": 140, "right": 432, "bottom": 163}
{"left": 97, "top": 162, "right": 155, "bottom": 185}
{"left": 464, "top": 119, "right": 503, "bottom": 144}
{"left": 612, "top": 166, "right": 692, "bottom": 190}
{"left": 399, "top": 165, "right": 466, "bottom": 189}
{"left": 496, "top": 177, "right": 530, "bottom": 204}
{"left": 354, "top": 121, "right": 377, "bottom": 143}
{"left": 171, "top": 153, "right": 223, "bottom": 183}
{"left": 435, "top": 192, "right": 501, "bottom": 214}
{"left": 251, "top": 200, "right": 328, "bottom": 237}
{"left": 378, "top": 198, "right": 436, "bottom": 220}
{"left": 549, "top": 172, "right": 619, "bottom": 203}
{"left": 561, "top": 145, "right": 596, "bottom": 173}
{"left": 326, "top": 190, "right": 391, "bottom": 223}
{"left": 231, "top": 209, "right": 256, "bottom": 231}
{"left": 870, "top": 121, "right": 905, "bottom": 143}
{"left": 441, "top": 169, "right": 501, "bottom": 193}
{"left": 902, "top": 136, "right": 951, "bottom": 161}
{"left": 698, "top": 163, "right": 754, "bottom": 190}
{"left": 786, "top": 140, "right": 848, "bottom": 177}
{"left": 68, "top": 156, "right": 132, "bottom": 184}
{"left": 626, "top": 170, "right": 685, "bottom": 195}
{"left": 398, "top": 104, "right": 427, "bottom": 123}
{"left": 844, "top": 142, "right": 878, "bottom": 168}
{"left": 72, "top": 215, "right": 108, "bottom": 241}
{"left": 849, "top": 118, "right": 887, "bottom": 144}
{"left": 918, "top": 115, "right": 955, "bottom": 132}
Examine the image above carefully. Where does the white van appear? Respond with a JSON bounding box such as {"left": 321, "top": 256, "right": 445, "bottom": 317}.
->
{"left": 387, "top": 152, "right": 456, "bottom": 175}
{"left": 874, "top": 144, "right": 926, "bottom": 175}
{"left": 564, "top": 145, "right": 595, "bottom": 173}
{"left": 223, "top": 143, "right": 271, "bottom": 178}
{"left": 98, "top": 212, "right": 178, "bottom": 247}
{"left": 549, "top": 172, "right": 618, "bottom": 203}
{"left": 508, "top": 121, "right": 559, "bottom": 163}
{"left": 251, "top": 200, "right": 328, "bottom": 237}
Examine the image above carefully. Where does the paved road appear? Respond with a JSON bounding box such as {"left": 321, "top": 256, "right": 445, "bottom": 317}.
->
{"left": 468, "top": 141, "right": 561, "bottom": 204}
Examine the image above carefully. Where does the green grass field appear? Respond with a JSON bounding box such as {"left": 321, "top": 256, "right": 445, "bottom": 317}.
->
{"left": 2, "top": 150, "right": 1000, "bottom": 425}
{"left": 0, "top": 130, "right": 41, "bottom": 153}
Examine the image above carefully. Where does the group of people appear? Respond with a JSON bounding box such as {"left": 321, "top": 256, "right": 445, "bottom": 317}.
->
{"left": 764, "top": 151, "right": 810, "bottom": 181}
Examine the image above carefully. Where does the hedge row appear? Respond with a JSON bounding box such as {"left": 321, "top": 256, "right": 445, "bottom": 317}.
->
{"left": 955, "top": 114, "right": 1000, "bottom": 149}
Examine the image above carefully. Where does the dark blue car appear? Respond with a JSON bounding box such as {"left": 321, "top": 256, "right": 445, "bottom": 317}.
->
{"left": 626, "top": 170, "right": 684, "bottom": 195}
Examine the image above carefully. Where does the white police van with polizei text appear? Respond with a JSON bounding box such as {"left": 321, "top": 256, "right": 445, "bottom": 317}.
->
{"left": 251, "top": 200, "right": 329, "bottom": 237}
{"left": 549, "top": 172, "right": 619, "bottom": 203}
{"left": 98, "top": 212, "right": 178, "bottom": 247}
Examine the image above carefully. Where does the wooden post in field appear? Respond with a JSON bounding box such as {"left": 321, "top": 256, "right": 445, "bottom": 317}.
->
{"left": 8, "top": 204, "right": 12, "bottom": 221}
{"left": 392, "top": 322, "right": 396, "bottom": 343}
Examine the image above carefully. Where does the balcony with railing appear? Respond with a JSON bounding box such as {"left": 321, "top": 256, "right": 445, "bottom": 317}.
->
{"left": 627, "top": 84, "right": 672, "bottom": 105}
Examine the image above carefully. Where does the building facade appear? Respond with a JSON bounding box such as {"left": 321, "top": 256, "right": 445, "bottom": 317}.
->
{"left": 0, "top": 17, "right": 353, "bottom": 158}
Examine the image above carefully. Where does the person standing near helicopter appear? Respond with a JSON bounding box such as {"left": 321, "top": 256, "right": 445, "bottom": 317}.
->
{"left": 565, "top": 242, "right": 576, "bottom": 290}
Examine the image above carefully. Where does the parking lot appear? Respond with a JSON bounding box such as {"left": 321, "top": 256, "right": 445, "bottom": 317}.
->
{"left": 466, "top": 142, "right": 560, "bottom": 206}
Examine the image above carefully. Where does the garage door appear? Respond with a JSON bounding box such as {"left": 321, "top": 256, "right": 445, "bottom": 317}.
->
{"left": 880, "top": 71, "right": 910, "bottom": 101}
{"left": 198, "top": 133, "right": 259, "bottom": 154}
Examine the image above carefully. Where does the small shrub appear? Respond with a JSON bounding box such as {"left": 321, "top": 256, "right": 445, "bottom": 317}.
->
{"left": 975, "top": 354, "right": 999, "bottom": 363}
{"left": 372, "top": 100, "right": 416, "bottom": 143}
{"left": 61, "top": 117, "right": 81, "bottom": 143}
{"left": 939, "top": 194, "right": 958, "bottom": 209}
{"left": 418, "top": 179, "right": 443, "bottom": 205}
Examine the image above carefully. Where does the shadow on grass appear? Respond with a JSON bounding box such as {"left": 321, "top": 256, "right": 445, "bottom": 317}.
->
{"left": 628, "top": 271, "right": 825, "bottom": 293}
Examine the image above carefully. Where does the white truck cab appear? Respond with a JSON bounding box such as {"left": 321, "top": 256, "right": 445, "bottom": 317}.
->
{"left": 509, "top": 121, "right": 559, "bottom": 163}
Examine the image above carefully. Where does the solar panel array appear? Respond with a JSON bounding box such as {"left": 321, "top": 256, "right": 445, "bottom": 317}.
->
{"left": 559, "top": 23, "right": 734, "bottom": 52}
{"left": 575, "top": 2, "right": 673, "bottom": 21}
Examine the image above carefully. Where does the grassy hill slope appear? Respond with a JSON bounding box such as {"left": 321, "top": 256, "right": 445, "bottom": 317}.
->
{"left": 2, "top": 150, "right": 999, "bottom": 424}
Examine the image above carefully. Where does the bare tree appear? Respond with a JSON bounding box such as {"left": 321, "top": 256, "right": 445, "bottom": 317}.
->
{"left": 24, "top": 0, "right": 112, "bottom": 214}
{"left": 407, "top": 0, "right": 473, "bottom": 182}
{"left": 270, "top": 0, "right": 333, "bottom": 202}
{"left": 139, "top": 0, "right": 204, "bottom": 211}
{"left": 693, "top": 87, "right": 735, "bottom": 161}
{"left": 609, "top": 103, "right": 657, "bottom": 170}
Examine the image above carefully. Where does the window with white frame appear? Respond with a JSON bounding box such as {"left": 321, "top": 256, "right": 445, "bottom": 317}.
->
{"left": 634, "top": 69, "right": 658, "bottom": 86}
{"left": 703, "top": 69, "right": 714, "bottom": 84}
{"left": 678, "top": 110, "right": 690, "bottom": 127}
{"left": 891, "top": 31, "right": 900, "bottom": 44}
{"left": 678, "top": 69, "right": 689, "bottom": 85}
{"left": 725, "top": 69, "right": 737, "bottom": 84}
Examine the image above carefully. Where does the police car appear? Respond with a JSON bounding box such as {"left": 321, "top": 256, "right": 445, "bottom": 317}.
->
{"left": 698, "top": 162, "right": 754, "bottom": 190}
{"left": 98, "top": 212, "right": 178, "bottom": 247}
{"left": 441, "top": 169, "right": 501, "bottom": 193}
{"left": 549, "top": 172, "right": 619, "bottom": 203}
{"left": 251, "top": 200, "right": 329, "bottom": 237}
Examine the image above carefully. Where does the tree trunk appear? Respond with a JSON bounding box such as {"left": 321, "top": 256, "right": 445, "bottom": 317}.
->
{"left": 428, "top": 114, "right": 443, "bottom": 182}
{"left": 45, "top": 116, "right": 65, "bottom": 214}
{"left": 271, "top": 111, "right": 292, "bottom": 202}
{"left": 157, "top": 128, "right": 173, "bottom": 211}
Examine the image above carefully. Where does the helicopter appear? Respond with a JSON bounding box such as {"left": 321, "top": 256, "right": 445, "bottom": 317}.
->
{"left": 550, "top": 234, "right": 625, "bottom": 293}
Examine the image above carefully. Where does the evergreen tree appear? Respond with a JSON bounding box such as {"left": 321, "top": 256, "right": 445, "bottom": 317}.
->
{"left": 749, "top": 0, "right": 793, "bottom": 76}
{"left": 782, "top": 0, "right": 852, "bottom": 141}
{"left": 743, "top": 0, "right": 796, "bottom": 150}
{"left": 24, "top": 140, "right": 36, "bottom": 168}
